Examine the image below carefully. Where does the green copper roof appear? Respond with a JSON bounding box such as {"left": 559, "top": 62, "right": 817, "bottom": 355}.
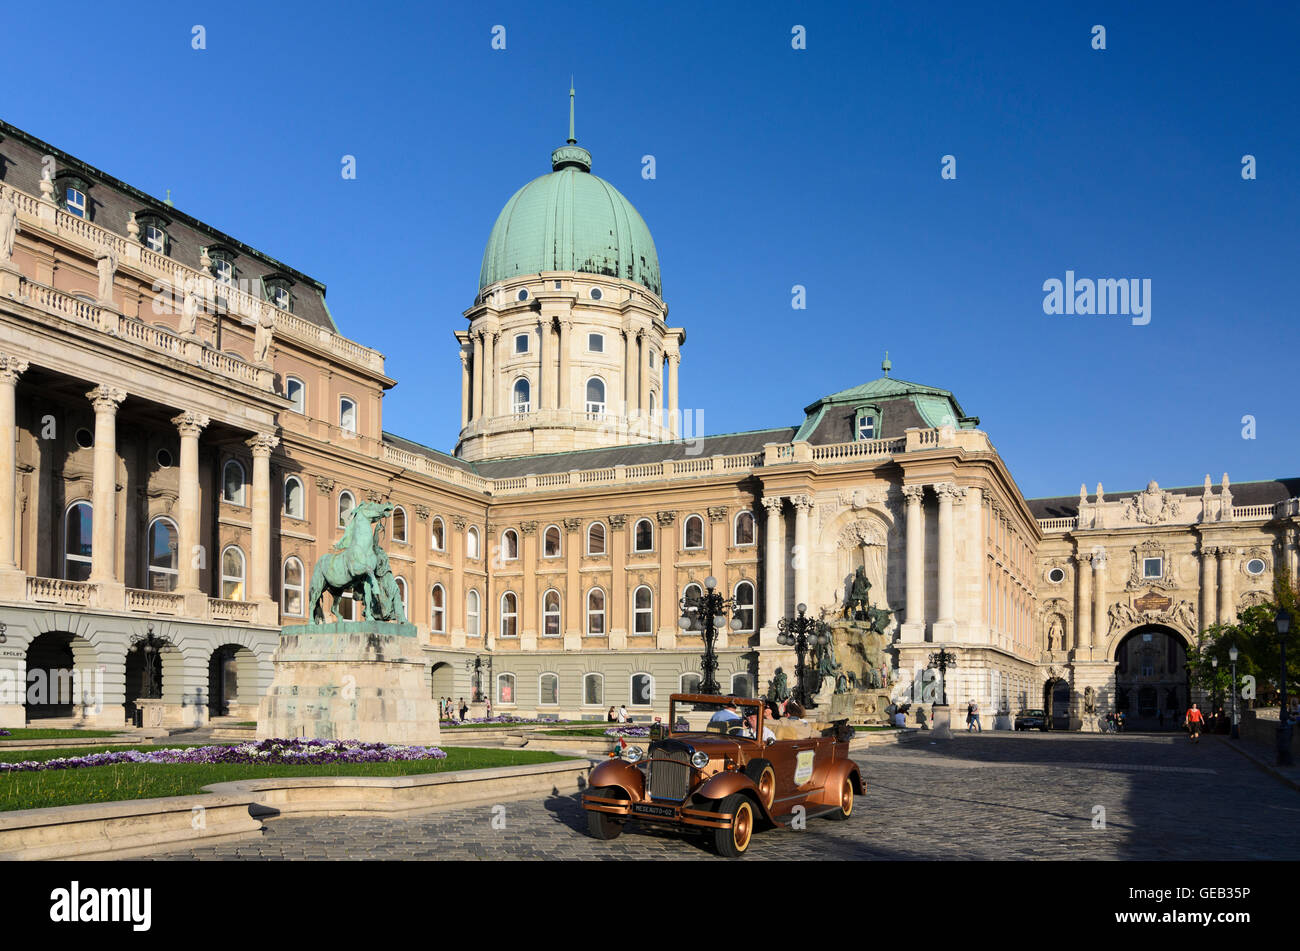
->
{"left": 793, "top": 374, "right": 978, "bottom": 442}
{"left": 478, "top": 111, "right": 661, "bottom": 295}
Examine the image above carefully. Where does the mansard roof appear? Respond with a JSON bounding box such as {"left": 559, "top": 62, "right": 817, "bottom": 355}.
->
{"left": 1025, "top": 477, "right": 1300, "bottom": 520}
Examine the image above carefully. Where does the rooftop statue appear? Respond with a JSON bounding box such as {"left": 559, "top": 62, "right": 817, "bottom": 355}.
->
{"left": 307, "top": 500, "right": 404, "bottom": 624}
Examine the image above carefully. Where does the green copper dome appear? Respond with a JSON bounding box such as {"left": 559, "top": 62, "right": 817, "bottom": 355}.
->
{"left": 478, "top": 134, "right": 661, "bottom": 296}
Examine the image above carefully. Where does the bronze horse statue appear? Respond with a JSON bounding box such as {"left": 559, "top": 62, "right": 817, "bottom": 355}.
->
{"left": 307, "top": 500, "right": 397, "bottom": 623}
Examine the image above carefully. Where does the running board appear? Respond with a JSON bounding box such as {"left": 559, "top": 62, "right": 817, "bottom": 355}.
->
{"left": 771, "top": 803, "right": 839, "bottom": 826}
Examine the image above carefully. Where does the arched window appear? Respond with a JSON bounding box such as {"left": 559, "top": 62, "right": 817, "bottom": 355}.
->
{"left": 512, "top": 378, "right": 531, "bottom": 414}
{"left": 283, "top": 476, "right": 304, "bottom": 518}
{"left": 431, "top": 517, "right": 445, "bottom": 551}
{"left": 466, "top": 589, "right": 481, "bottom": 637}
{"left": 285, "top": 376, "right": 305, "bottom": 414}
{"left": 633, "top": 585, "right": 654, "bottom": 635}
{"left": 539, "top": 673, "right": 559, "bottom": 706}
{"left": 338, "top": 490, "right": 355, "bottom": 528}
{"left": 734, "top": 510, "right": 755, "bottom": 546}
{"left": 220, "top": 546, "right": 246, "bottom": 601}
{"left": 681, "top": 583, "right": 703, "bottom": 632}
{"left": 543, "top": 525, "right": 561, "bottom": 558}
{"left": 339, "top": 396, "right": 357, "bottom": 433}
{"left": 467, "top": 527, "right": 481, "bottom": 559}
{"left": 146, "top": 516, "right": 178, "bottom": 591}
{"left": 501, "top": 529, "right": 519, "bottom": 561}
{"left": 496, "top": 673, "right": 516, "bottom": 705}
{"left": 222, "top": 459, "right": 246, "bottom": 505}
{"left": 587, "top": 521, "right": 606, "bottom": 555}
{"left": 585, "top": 377, "right": 606, "bottom": 415}
{"left": 394, "top": 576, "right": 408, "bottom": 617}
{"left": 731, "top": 673, "right": 753, "bottom": 698}
{"left": 683, "top": 514, "right": 704, "bottom": 550}
{"left": 733, "top": 581, "right": 756, "bottom": 632}
{"left": 282, "top": 557, "right": 305, "bottom": 616}
{"left": 680, "top": 673, "right": 702, "bottom": 694}
{"left": 634, "top": 518, "right": 653, "bottom": 553}
{"left": 430, "top": 584, "right": 446, "bottom": 632}
{"left": 500, "top": 591, "right": 518, "bottom": 637}
{"left": 630, "top": 672, "right": 654, "bottom": 706}
{"left": 542, "top": 589, "right": 561, "bottom": 637}
{"left": 586, "top": 588, "right": 606, "bottom": 635}
{"left": 583, "top": 673, "right": 604, "bottom": 706}
{"left": 391, "top": 506, "right": 408, "bottom": 543}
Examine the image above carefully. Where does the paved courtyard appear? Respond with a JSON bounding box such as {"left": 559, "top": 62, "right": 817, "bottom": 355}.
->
{"left": 145, "top": 734, "right": 1300, "bottom": 861}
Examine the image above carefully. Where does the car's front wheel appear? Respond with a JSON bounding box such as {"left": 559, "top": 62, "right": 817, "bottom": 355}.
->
{"left": 712, "top": 793, "right": 755, "bottom": 857}
{"left": 585, "top": 787, "right": 624, "bottom": 840}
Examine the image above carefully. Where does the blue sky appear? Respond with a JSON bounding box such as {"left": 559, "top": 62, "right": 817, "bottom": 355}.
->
{"left": 2, "top": 0, "right": 1296, "bottom": 498}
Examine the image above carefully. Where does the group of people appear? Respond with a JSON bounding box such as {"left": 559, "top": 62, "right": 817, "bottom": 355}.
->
{"left": 605, "top": 705, "right": 631, "bottom": 723}
{"left": 437, "top": 697, "right": 471, "bottom": 721}
{"left": 1103, "top": 710, "right": 1127, "bottom": 732}
{"left": 707, "top": 699, "right": 813, "bottom": 741}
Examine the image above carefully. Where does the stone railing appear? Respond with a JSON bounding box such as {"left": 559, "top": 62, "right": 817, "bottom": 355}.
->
{"left": 26, "top": 576, "right": 94, "bottom": 605}
{"left": 1232, "top": 504, "right": 1276, "bottom": 520}
{"left": 489, "top": 452, "right": 765, "bottom": 496}
{"left": 811, "top": 437, "right": 906, "bottom": 461}
{"left": 208, "top": 598, "right": 258, "bottom": 623}
{"left": 380, "top": 441, "right": 493, "bottom": 494}
{"left": 1037, "top": 517, "right": 1079, "bottom": 532}
{"left": 126, "top": 588, "right": 184, "bottom": 614}
{"left": 5, "top": 181, "right": 385, "bottom": 375}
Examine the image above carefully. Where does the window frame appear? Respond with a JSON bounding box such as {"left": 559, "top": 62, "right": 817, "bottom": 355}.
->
{"left": 733, "top": 580, "right": 756, "bottom": 632}
{"left": 633, "top": 518, "right": 654, "bottom": 553}
{"left": 63, "top": 500, "right": 93, "bottom": 581}
{"left": 339, "top": 396, "right": 358, "bottom": 434}
{"left": 630, "top": 672, "right": 654, "bottom": 707}
{"left": 466, "top": 527, "right": 481, "bottom": 560}
{"left": 496, "top": 672, "right": 517, "bottom": 705}
{"left": 499, "top": 591, "right": 519, "bottom": 638}
{"left": 586, "top": 587, "right": 606, "bottom": 636}
{"left": 542, "top": 588, "right": 562, "bottom": 637}
{"left": 543, "top": 525, "right": 562, "bottom": 558}
{"left": 733, "top": 510, "right": 756, "bottom": 547}
{"left": 585, "top": 376, "right": 606, "bottom": 416}
{"left": 283, "top": 476, "right": 305, "bottom": 519}
{"left": 586, "top": 521, "right": 606, "bottom": 556}
{"left": 466, "top": 588, "right": 481, "bottom": 637}
{"left": 145, "top": 515, "right": 179, "bottom": 592}
{"left": 511, "top": 377, "right": 531, "bottom": 415}
{"left": 337, "top": 490, "right": 356, "bottom": 528}
{"left": 431, "top": 516, "right": 446, "bottom": 552}
{"left": 391, "top": 506, "right": 408, "bottom": 544}
{"left": 501, "top": 529, "right": 519, "bottom": 561}
{"left": 583, "top": 672, "right": 604, "bottom": 707}
{"left": 222, "top": 459, "right": 247, "bottom": 506}
{"left": 633, "top": 585, "right": 654, "bottom": 635}
{"left": 430, "top": 583, "right": 446, "bottom": 632}
{"left": 285, "top": 376, "right": 306, "bottom": 414}
{"left": 538, "top": 672, "right": 560, "bottom": 706}
{"left": 282, "top": 556, "right": 305, "bottom": 617}
{"left": 220, "top": 545, "right": 246, "bottom": 601}
{"left": 587, "top": 332, "right": 605, "bottom": 353}
{"left": 682, "top": 514, "right": 705, "bottom": 550}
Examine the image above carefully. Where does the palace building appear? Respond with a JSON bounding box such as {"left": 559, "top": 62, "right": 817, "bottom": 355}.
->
{"left": 0, "top": 113, "right": 1296, "bottom": 731}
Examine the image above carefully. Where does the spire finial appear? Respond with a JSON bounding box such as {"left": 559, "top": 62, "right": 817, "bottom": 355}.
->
{"left": 567, "top": 78, "right": 576, "bottom": 145}
{"left": 882, "top": 351, "right": 892, "bottom": 376}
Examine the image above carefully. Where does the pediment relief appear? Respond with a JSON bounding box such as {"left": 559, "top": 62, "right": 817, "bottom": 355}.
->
{"left": 1122, "top": 481, "right": 1184, "bottom": 525}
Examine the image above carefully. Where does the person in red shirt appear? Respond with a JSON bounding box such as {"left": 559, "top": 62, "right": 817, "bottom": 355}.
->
{"left": 1185, "top": 703, "right": 1205, "bottom": 743}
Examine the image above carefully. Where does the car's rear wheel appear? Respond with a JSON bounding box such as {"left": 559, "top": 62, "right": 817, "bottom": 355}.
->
{"left": 712, "top": 793, "right": 755, "bottom": 857}
{"left": 744, "top": 760, "right": 776, "bottom": 811}
{"left": 585, "top": 786, "right": 624, "bottom": 840}
{"left": 825, "top": 773, "right": 854, "bottom": 821}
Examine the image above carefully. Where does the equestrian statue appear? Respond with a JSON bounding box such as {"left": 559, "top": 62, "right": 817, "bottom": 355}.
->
{"left": 307, "top": 500, "right": 407, "bottom": 624}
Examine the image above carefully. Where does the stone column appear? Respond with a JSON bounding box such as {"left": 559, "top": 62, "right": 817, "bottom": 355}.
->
{"left": 1075, "top": 553, "right": 1092, "bottom": 650}
{"left": 246, "top": 433, "right": 279, "bottom": 605}
{"left": 0, "top": 356, "right": 29, "bottom": 571}
{"left": 901, "top": 484, "right": 925, "bottom": 641}
{"left": 87, "top": 386, "right": 126, "bottom": 584}
{"left": 484, "top": 331, "right": 497, "bottom": 417}
{"left": 471, "top": 334, "right": 483, "bottom": 420}
{"left": 1199, "top": 545, "right": 1218, "bottom": 634}
{"left": 459, "top": 348, "right": 470, "bottom": 428}
{"left": 609, "top": 514, "right": 628, "bottom": 647}
{"left": 1092, "top": 551, "right": 1108, "bottom": 654}
{"left": 761, "top": 496, "right": 784, "bottom": 639}
{"left": 563, "top": 517, "right": 581, "bottom": 650}
{"left": 537, "top": 320, "right": 549, "bottom": 411}
{"left": 622, "top": 330, "right": 633, "bottom": 414}
{"left": 557, "top": 320, "right": 571, "bottom": 411}
{"left": 791, "top": 494, "right": 814, "bottom": 609}
{"left": 933, "top": 483, "right": 960, "bottom": 637}
{"left": 172, "top": 412, "right": 210, "bottom": 594}
{"left": 657, "top": 510, "right": 679, "bottom": 648}
{"left": 637, "top": 330, "right": 650, "bottom": 418}
{"left": 1218, "top": 548, "right": 1235, "bottom": 625}
{"left": 667, "top": 352, "right": 680, "bottom": 437}
{"left": 520, "top": 522, "right": 537, "bottom": 650}
{"left": 450, "top": 515, "right": 466, "bottom": 648}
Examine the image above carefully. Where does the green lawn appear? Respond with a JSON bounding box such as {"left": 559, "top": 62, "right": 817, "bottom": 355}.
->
{"left": 540, "top": 728, "right": 621, "bottom": 738}
{"left": 0, "top": 729, "right": 125, "bottom": 740}
{"left": 0, "top": 745, "right": 567, "bottom": 812}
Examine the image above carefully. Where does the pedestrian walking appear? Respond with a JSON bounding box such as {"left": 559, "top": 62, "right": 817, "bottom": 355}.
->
{"left": 1184, "top": 702, "right": 1204, "bottom": 743}
{"left": 458, "top": 697, "right": 468, "bottom": 721}
{"left": 966, "top": 700, "right": 975, "bottom": 732}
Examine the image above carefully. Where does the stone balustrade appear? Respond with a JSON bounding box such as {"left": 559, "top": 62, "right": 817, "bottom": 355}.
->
{"left": 26, "top": 576, "right": 94, "bottom": 605}
{"left": 18, "top": 577, "right": 267, "bottom": 626}
{"left": 1037, "top": 517, "right": 1079, "bottom": 532}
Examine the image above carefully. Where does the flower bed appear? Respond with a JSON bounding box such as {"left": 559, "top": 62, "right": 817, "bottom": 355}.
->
{"left": 0, "top": 738, "right": 446, "bottom": 774}
{"left": 605, "top": 726, "right": 649, "bottom": 737}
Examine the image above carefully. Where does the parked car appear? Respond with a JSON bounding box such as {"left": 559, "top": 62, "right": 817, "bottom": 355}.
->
{"left": 582, "top": 694, "right": 862, "bottom": 856}
{"left": 1014, "top": 708, "right": 1047, "bottom": 731}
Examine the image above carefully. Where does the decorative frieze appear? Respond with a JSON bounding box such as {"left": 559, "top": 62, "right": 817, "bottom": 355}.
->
{"left": 314, "top": 476, "right": 335, "bottom": 495}
{"left": 706, "top": 506, "right": 728, "bottom": 523}
{"left": 657, "top": 510, "right": 678, "bottom": 526}
{"left": 607, "top": 513, "right": 628, "bottom": 529}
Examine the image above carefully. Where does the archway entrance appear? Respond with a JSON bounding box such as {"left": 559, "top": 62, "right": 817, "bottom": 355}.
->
{"left": 26, "top": 632, "right": 75, "bottom": 719}
{"left": 1043, "top": 678, "right": 1071, "bottom": 731}
{"left": 207, "top": 645, "right": 258, "bottom": 719}
{"left": 430, "top": 661, "right": 454, "bottom": 701}
{"left": 1112, "top": 624, "right": 1189, "bottom": 731}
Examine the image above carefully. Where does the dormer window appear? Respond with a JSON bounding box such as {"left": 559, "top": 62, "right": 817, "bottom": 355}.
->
{"left": 264, "top": 277, "right": 293, "bottom": 312}
{"left": 208, "top": 249, "right": 236, "bottom": 286}
{"left": 65, "top": 187, "right": 86, "bottom": 218}
{"left": 855, "top": 407, "right": 880, "bottom": 441}
{"left": 136, "top": 213, "right": 171, "bottom": 255}
{"left": 57, "top": 174, "right": 92, "bottom": 219}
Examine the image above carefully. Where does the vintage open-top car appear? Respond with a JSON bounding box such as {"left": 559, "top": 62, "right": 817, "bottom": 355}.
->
{"left": 582, "top": 693, "right": 862, "bottom": 856}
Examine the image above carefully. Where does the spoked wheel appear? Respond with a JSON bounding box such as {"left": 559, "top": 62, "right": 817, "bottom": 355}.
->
{"left": 585, "top": 786, "right": 624, "bottom": 840}
{"left": 744, "top": 760, "right": 776, "bottom": 811}
{"left": 825, "top": 774, "right": 854, "bottom": 821}
{"left": 712, "top": 793, "right": 755, "bottom": 857}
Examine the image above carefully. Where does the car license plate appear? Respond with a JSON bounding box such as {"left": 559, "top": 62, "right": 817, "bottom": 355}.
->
{"left": 633, "top": 803, "right": 678, "bottom": 819}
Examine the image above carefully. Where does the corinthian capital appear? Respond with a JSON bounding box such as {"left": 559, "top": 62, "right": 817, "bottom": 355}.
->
{"left": 246, "top": 433, "right": 280, "bottom": 457}
{"left": 790, "top": 494, "right": 815, "bottom": 512}
{"left": 760, "top": 496, "right": 783, "bottom": 514}
{"left": 171, "top": 411, "right": 211, "bottom": 438}
{"left": 933, "top": 482, "right": 962, "bottom": 502}
{"left": 0, "top": 356, "right": 29, "bottom": 386}
{"left": 902, "top": 484, "right": 925, "bottom": 505}
{"left": 87, "top": 385, "right": 126, "bottom": 414}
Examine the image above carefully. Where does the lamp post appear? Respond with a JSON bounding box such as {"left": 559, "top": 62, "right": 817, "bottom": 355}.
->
{"left": 464, "top": 654, "right": 492, "bottom": 705}
{"left": 928, "top": 648, "right": 958, "bottom": 706}
{"left": 1228, "top": 644, "right": 1240, "bottom": 740}
{"left": 130, "top": 623, "right": 170, "bottom": 700}
{"left": 678, "top": 576, "right": 744, "bottom": 695}
{"left": 1277, "top": 607, "right": 1292, "bottom": 767}
{"left": 776, "top": 603, "right": 829, "bottom": 707}
{"left": 1211, "top": 655, "right": 1220, "bottom": 726}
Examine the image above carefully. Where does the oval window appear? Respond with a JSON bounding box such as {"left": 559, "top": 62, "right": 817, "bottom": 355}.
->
{"left": 75, "top": 428, "right": 94, "bottom": 449}
{"left": 516, "top": 288, "right": 529, "bottom": 301}
{"left": 1047, "top": 567, "right": 1065, "bottom": 584}
{"left": 590, "top": 287, "right": 602, "bottom": 300}
{"left": 1246, "top": 558, "right": 1266, "bottom": 576}
{"left": 156, "top": 448, "right": 174, "bottom": 469}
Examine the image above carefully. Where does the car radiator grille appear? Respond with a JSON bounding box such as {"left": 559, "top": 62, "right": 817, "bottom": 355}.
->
{"left": 648, "top": 750, "right": 691, "bottom": 801}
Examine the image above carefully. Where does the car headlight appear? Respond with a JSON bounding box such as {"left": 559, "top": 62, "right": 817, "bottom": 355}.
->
{"left": 690, "top": 750, "right": 709, "bottom": 769}
{"left": 621, "top": 745, "right": 643, "bottom": 764}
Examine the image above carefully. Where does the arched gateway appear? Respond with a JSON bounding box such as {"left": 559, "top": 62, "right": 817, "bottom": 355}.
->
{"left": 1109, "top": 623, "right": 1191, "bottom": 730}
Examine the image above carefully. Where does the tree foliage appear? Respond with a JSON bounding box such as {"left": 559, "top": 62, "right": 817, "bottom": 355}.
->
{"left": 1186, "top": 572, "right": 1298, "bottom": 706}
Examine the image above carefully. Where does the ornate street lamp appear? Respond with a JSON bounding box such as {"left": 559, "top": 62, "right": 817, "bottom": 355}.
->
{"left": 1211, "top": 655, "right": 1220, "bottom": 721}
{"left": 679, "top": 576, "right": 744, "bottom": 695}
{"left": 464, "top": 654, "right": 493, "bottom": 705}
{"left": 1228, "top": 644, "right": 1240, "bottom": 740}
{"left": 1277, "top": 607, "right": 1292, "bottom": 767}
{"left": 776, "top": 603, "right": 830, "bottom": 707}
{"left": 129, "top": 623, "right": 170, "bottom": 700}
{"left": 928, "top": 648, "right": 958, "bottom": 707}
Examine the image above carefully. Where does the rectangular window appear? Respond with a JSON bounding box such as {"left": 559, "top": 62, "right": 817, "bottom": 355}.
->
{"left": 214, "top": 258, "right": 233, "bottom": 285}
{"left": 514, "top": 334, "right": 529, "bottom": 354}
{"left": 1142, "top": 557, "right": 1163, "bottom": 579}
{"left": 857, "top": 416, "right": 875, "bottom": 439}
{"left": 145, "top": 226, "right": 165, "bottom": 253}
{"left": 588, "top": 333, "right": 604, "bottom": 353}
{"left": 65, "top": 188, "right": 86, "bottom": 218}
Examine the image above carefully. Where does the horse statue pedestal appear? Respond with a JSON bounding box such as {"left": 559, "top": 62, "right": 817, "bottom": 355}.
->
{"left": 256, "top": 621, "right": 441, "bottom": 746}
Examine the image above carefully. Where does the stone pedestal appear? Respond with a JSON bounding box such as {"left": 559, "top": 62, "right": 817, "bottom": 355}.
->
{"left": 135, "top": 698, "right": 166, "bottom": 729}
{"left": 257, "top": 622, "right": 441, "bottom": 745}
{"left": 931, "top": 704, "right": 953, "bottom": 739}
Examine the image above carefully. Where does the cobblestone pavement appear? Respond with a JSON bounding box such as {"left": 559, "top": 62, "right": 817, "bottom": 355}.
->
{"left": 145, "top": 733, "right": 1300, "bottom": 861}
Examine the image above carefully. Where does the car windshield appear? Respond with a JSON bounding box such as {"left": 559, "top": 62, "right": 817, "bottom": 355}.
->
{"left": 669, "top": 697, "right": 763, "bottom": 737}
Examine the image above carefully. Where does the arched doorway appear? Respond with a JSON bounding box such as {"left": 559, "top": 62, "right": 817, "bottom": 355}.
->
{"left": 124, "top": 639, "right": 183, "bottom": 725}
{"left": 1112, "top": 624, "right": 1190, "bottom": 731}
{"left": 207, "top": 645, "right": 259, "bottom": 718}
{"left": 1043, "top": 678, "right": 1071, "bottom": 731}
{"left": 25, "top": 632, "right": 98, "bottom": 721}
{"left": 430, "top": 662, "right": 455, "bottom": 701}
